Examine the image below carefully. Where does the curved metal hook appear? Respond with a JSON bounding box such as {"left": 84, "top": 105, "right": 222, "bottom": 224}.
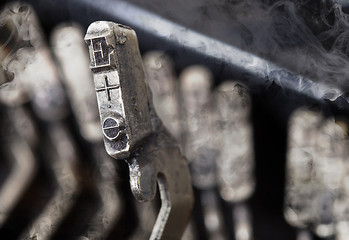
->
{"left": 127, "top": 130, "right": 193, "bottom": 239}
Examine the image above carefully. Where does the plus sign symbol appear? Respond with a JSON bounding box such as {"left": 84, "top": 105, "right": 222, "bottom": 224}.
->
{"left": 96, "top": 75, "right": 119, "bottom": 101}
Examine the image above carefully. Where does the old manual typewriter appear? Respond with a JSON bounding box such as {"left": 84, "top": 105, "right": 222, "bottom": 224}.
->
{"left": 1, "top": 1, "right": 349, "bottom": 240}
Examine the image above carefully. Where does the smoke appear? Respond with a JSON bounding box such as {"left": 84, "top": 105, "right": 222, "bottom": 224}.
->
{"left": 84, "top": 0, "right": 349, "bottom": 101}
{"left": 219, "top": 0, "right": 349, "bottom": 95}
{"left": 190, "top": 0, "right": 349, "bottom": 99}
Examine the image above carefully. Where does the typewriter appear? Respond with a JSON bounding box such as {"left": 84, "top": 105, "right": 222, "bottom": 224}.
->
{"left": 1, "top": 0, "right": 349, "bottom": 240}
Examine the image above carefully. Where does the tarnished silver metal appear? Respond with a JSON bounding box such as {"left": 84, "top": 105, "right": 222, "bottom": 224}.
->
{"left": 143, "top": 51, "right": 181, "bottom": 141}
{"left": 51, "top": 23, "right": 102, "bottom": 142}
{"left": 85, "top": 21, "right": 151, "bottom": 159}
{"left": 213, "top": 81, "right": 254, "bottom": 240}
{"left": 179, "top": 66, "right": 226, "bottom": 240}
{"left": 85, "top": 21, "right": 193, "bottom": 240}
{"left": 51, "top": 23, "right": 122, "bottom": 239}
{"left": 285, "top": 108, "right": 347, "bottom": 238}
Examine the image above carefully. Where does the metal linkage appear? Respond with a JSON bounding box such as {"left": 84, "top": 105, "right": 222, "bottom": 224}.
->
{"left": 85, "top": 21, "right": 194, "bottom": 240}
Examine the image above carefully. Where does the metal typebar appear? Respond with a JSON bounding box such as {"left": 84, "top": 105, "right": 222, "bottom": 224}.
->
{"left": 85, "top": 21, "right": 194, "bottom": 240}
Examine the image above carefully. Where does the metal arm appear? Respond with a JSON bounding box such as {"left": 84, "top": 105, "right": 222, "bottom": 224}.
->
{"left": 85, "top": 21, "right": 193, "bottom": 240}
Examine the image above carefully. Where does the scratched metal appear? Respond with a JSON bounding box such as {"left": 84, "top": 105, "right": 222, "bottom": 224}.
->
{"left": 85, "top": 21, "right": 193, "bottom": 240}
{"left": 85, "top": 22, "right": 152, "bottom": 159}
{"left": 285, "top": 108, "right": 347, "bottom": 238}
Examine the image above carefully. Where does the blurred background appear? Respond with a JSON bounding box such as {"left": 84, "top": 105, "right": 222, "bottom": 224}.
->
{"left": 1, "top": 0, "right": 349, "bottom": 239}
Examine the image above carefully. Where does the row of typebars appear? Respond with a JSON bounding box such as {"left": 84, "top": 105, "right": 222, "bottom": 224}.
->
{"left": 1, "top": 2, "right": 349, "bottom": 240}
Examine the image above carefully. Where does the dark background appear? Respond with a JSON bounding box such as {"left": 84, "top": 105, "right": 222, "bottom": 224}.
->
{"left": 2, "top": 0, "right": 349, "bottom": 239}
